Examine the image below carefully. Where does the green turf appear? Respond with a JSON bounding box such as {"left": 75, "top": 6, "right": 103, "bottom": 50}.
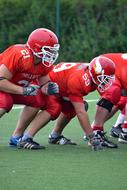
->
{"left": 0, "top": 91, "right": 126, "bottom": 190}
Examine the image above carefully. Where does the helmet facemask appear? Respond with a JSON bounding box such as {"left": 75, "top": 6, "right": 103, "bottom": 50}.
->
{"left": 34, "top": 44, "right": 60, "bottom": 67}
{"left": 96, "top": 73, "right": 115, "bottom": 92}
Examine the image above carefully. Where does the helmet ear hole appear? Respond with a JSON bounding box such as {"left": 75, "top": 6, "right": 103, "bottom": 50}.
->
{"left": 89, "top": 56, "right": 115, "bottom": 92}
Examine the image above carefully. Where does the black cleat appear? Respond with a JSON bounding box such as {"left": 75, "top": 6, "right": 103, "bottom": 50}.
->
{"left": 118, "top": 132, "right": 127, "bottom": 143}
{"left": 95, "top": 131, "right": 118, "bottom": 148}
{"left": 109, "top": 124, "right": 122, "bottom": 138}
{"left": 48, "top": 135, "right": 77, "bottom": 145}
{"left": 17, "top": 138, "right": 45, "bottom": 150}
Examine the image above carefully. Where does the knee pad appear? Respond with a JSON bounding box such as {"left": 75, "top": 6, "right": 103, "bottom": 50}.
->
{"left": 97, "top": 98, "right": 114, "bottom": 112}
{"left": 84, "top": 101, "right": 88, "bottom": 112}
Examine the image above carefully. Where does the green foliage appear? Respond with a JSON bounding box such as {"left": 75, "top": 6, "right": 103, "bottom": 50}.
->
{"left": 0, "top": 0, "right": 127, "bottom": 62}
{"left": 59, "top": 0, "right": 127, "bottom": 61}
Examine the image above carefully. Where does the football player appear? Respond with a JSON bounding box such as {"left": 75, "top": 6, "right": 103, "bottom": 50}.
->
{"left": 16, "top": 56, "right": 115, "bottom": 150}
{"left": 0, "top": 28, "right": 60, "bottom": 149}
{"left": 91, "top": 53, "right": 127, "bottom": 146}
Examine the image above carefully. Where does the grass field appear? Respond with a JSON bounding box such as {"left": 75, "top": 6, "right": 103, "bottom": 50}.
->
{"left": 0, "top": 91, "right": 127, "bottom": 190}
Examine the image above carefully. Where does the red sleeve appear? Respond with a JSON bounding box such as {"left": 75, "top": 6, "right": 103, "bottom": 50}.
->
{"left": 0, "top": 46, "right": 23, "bottom": 75}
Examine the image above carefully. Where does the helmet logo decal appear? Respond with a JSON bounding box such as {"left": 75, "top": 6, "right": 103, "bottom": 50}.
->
{"left": 93, "top": 59, "right": 102, "bottom": 74}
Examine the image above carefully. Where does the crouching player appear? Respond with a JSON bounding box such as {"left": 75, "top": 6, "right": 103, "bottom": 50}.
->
{"left": 12, "top": 56, "right": 116, "bottom": 150}
{"left": 91, "top": 53, "right": 127, "bottom": 147}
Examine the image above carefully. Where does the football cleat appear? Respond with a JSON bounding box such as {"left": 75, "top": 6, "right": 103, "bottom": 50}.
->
{"left": 109, "top": 124, "right": 122, "bottom": 138}
{"left": 118, "top": 132, "right": 127, "bottom": 143}
{"left": 9, "top": 136, "right": 22, "bottom": 146}
{"left": 17, "top": 138, "right": 45, "bottom": 150}
{"left": 48, "top": 135, "right": 77, "bottom": 145}
{"left": 94, "top": 131, "right": 118, "bottom": 148}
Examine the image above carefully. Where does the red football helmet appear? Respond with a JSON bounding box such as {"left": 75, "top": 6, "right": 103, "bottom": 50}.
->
{"left": 89, "top": 56, "right": 115, "bottom": 92}
{"left": 26, "top": 28, "right": 60, "bottom": 67}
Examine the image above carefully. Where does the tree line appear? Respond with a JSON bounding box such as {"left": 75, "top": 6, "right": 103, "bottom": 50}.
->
{"left": 0, "top": 0, "right": 127, "bottom": 63}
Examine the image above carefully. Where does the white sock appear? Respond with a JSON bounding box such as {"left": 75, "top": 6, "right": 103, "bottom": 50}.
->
{"left": 50, "top": 132, "right": 60, "bottom": 138}
{"left": 114, "top": 113, "right": 125, "bottom": 127}
{"left": 22, "top": 133, "right": 33, "bottom": 141}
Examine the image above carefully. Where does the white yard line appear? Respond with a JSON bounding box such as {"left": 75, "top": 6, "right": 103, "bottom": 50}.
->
{"left": 12, "top": 105, "right": 24, "bottom": 109}
{"left": 86, "top": 99, "right": 98, "bottom": 102}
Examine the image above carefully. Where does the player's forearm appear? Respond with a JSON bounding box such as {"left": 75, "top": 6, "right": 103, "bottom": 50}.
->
{"left": 38, "top": 74, "right": 50, "bottom": 86}
{"left": 76, "top": 110, "right": 93, "bottom": 136}
{"left": 0, "top": 79, "right": 23, "bottom": 94}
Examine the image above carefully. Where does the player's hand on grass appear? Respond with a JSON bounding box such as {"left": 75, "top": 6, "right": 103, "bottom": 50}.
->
{"left": 86, "top": 133, "right": 103, "bottom": 151}
{"left": 90, "top": 135, "right": 103, "bottom": 151}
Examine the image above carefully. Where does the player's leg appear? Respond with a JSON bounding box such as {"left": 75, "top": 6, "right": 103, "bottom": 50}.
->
{"left": 50, "top": 112, "right": 70, "bottom": 136}
{"left": 22, "top": 110, "right": 51, "bottom": 139}
{"left": 48, "top": 112, "right": 77, "bottom": 145}
{"left": 93, "top": 81, "right": 122, "bottom": 132}
{"left": 118, "top": 103, "right": 127, "bottom": 143}
{"left": 17, "top": 110, "right": 51, "bottom": 150}
{"left": 49, "top": 100, "right": 89, "bottom": 145}
{"left": 92, "top": 100, "right": 118, "bottom": 148}
{"left": 110, "top": 97, "right": 126, "bottom": 138}
{"left": 9, "top": 106, "right": 39, "bottom": 146}
{"left": 9, "top": 91, "right": 46, "bottom": 146}
{"left": 110, "top": 111, "right": 124, "bottom": 138}
{"left": 17, "top": 95, "right": 61, "bottom": 149}
{"left": 48, "top": 100, "right": 77, "bottom": 145}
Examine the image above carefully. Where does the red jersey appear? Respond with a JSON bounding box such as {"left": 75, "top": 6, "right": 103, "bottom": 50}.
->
{"left": 100, "top": 53, "right": 127, "bottom": 90}
{"left": 0, "top": 44, "right": 53, "bottom": 87}
{"left": 49, "top": 62, "right": 96, "bottom": 103}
